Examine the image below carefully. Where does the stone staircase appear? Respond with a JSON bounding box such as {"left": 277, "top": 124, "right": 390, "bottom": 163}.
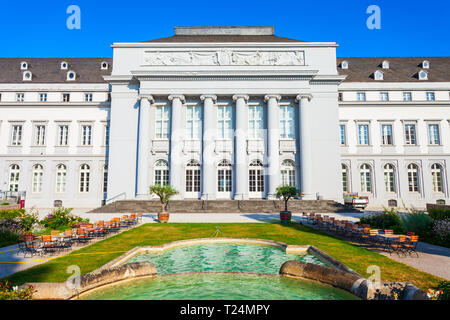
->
{"left": 89, "top": 199, "right": 360, "bottom": 214}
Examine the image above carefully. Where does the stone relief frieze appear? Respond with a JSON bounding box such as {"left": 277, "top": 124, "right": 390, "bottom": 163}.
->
{"left": 143, "top": 50, "right": 305, "bottom": 66}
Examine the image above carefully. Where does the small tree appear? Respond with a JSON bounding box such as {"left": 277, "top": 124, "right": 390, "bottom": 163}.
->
{"left": 276, "top": 186, "right": 300, "bottom": 212}
{"left": 149, "top": 184, "right": 179, "bottom": 212}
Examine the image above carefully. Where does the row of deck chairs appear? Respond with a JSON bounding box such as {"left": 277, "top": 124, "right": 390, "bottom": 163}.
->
{"left": 17, "top": 213, "right": 143, "bottom": 257}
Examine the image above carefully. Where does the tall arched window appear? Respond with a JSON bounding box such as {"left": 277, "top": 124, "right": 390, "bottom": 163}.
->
{"left": 217, "top": 160, "right": 232, "bottom": 193}
{"left": 55, "top": 164, "right": 67, "bottom": 193}
{"left": 431, "top": 163, "right": 443, "bottom": 192}
{"left": 407, "top": 163, "right": 419, "bottom": 192}
{"left": 9, "top": 164, "right": 20, "bottom": 192}
{"left": 383, "top": 164, "right": 396, "bottom": 193}
{"left": 32, "top": 164, "right": 43, "bottom": 193}
{"left": 360, "top": 164, "right": 372, "bottom": 193}
{"left": 186, "top": 160, "right": 201, "bottom": 193}
{"left": 79, "top": 164, "right": 90, "bottom": 193}
{"left": 341, "top": 164, "right": 349, "bottom": 193}
{"left": 281, "top": 160, "right": 296, "bottom": 187}
{"left": 249, "top": 160, "right": 264, "bottom": 193}
{"left": 154, "top": 160, "right": 169, "bottom": 186}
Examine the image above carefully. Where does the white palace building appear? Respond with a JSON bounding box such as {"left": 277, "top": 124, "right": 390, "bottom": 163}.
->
{"left": 0, "top": 26, "right": 449, "bottom": 209}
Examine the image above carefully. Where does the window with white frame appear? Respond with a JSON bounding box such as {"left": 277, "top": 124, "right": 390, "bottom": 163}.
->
{"left": 428, "top": 124, "right": 440, "bottom": 145}
{"left": 62, "top": 93, "right": 70, "bottom": 102}
{"left": 103, "top": 165, "right": 108, "bottom": 193}
{"left": 404, "top": 123, "right": 417, "bottom": 145}
{"left": 279, "top": 105, "right": 294, "bottom": 139}
{"left": 9, "top": 164, "right": 20, "bottom": 192}
{"left": 81, "top": 124, "right": 92, "bottom": 146}
{"left": 383, "top": 164, "right": 396, "bottom": 193}
{"left": 217, "top": 105, "right": 233, "bottom": 139}
{"left": 84, "top": 93, "right": 93, "bottom": 102}
{"left": 186, "top": 106, "right": 202, "bottom": 139}
{"left": 79, "top": 164, "right": 90, "bottom": 192}
{"left": 403, "top": 92, "right": 412, "bottom": 101}
{"left": 280, "top": 160, "right": 296, "bottom": 187}
{"left": 249, "top": 160, "right": 264, "bottom": 193}
{"left": 380, "top": 92, "right": 389, "bottom": 101}
{"left": 381, "top": 124, "right": 393, "bottom": 145}
{"left": 218, "top": 160, "right": 232, "bottom": 192}
{"left": 431, "top": 163, "right": 444, "bottom": 193}
{"left": 11, "top": 125, "right": 23, "bottom": 146}
{"left": 16, "top": 93, "right": 24, "bottom": 102}
{"left": 32, "top": 164, "right": 43, "bottom": 193}
{"left": 58, "top": 124, "right": 69, "bottom": 146}
{"left": 155, "top": 105, "right": 170, "bottom": 139}
{"left": 55, "top": 164, "right": 67, "bottom": 193}
{"left": 186, "top": 160, "right": 201, "bottom": 192}
{"left": 39, "top": 93, "right": 48, "bottom": 102}
{"left": 248, "top": 105, "right": 264, "bottom": 139}
{"left": 342, "top": 164, "right": 349, "bottom": 193}
{"left": 358, "top": 124, "right": 369, "bottom": 145}
{"left": 34, "top": 124, "right": 46, "bottom": 146}
{"left": 340, "top": 124, "right": 346, "bottom": 145}
{"left": 357, "top": 92, "right": 366, "bottom": 101}
{"left": 426, "top": 92, "right": 435, "bottom": 101}
{"left": 154, "top": 160, "right": 169, "bottom": 186}
{"left": 407, "top": 163, "right": 420, "bottom": 192}
{"left": 360, "top": 164, "right": 372, "bottom": 193}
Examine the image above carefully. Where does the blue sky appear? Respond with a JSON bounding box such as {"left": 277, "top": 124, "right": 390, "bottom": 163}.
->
{"left": 0, "top": 0, "right": 448, "bottom": 58}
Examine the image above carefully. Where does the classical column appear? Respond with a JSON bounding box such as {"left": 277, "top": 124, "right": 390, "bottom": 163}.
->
{"left": 168, "top": 94, "right": 185, "bottom": 199}
{"left": 233, "top": 95, "right": 249, "bottom": 200}
{"left": 200, "top": 94, "right": 217, "bottom": 200}
{"left": 136, "top": 95, "right": 153, "bottom": 199}
{"left": 296, "top": 94, "right": 314, "bottom": 200}
{"left": 265, "top": 95, "right": 281, "bottom": 199}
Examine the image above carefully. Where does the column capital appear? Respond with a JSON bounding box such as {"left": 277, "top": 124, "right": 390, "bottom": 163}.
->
{"left": 232, "top": 94, "right": 249, "bottom": 102}
{"left": 296, "top": 94, "right": 313, "bottom": 102}
{"left": 138, "top": 95, "right": 154, "bottom": 103}
{"left": 168, "top": 94, "right": 186, "bottom": 102}
{"left": 264, "top": 94, "right": 282, "bottom": 102}
{"left": 200, "top": 94, "right": 217, "bottom": 102}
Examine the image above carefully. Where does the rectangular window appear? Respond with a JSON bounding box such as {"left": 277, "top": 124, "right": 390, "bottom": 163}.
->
{"left": 403, "top": 92, "right": 412, "bottom": 101}
{"left": 104, "top": 125, "right": 110, "bottom": 146}
{"left": 11, "top": 125, "right": 23, "bottom": 146}
{"left": 34, "top": 125, "right": 46, "bottom": 146}
{"left": 358, "top": 124, "right": 369, "bottom": 145}
{"left": 279, "top": 105, "right": 294, "bottom": 139}
{"left": 84, "top": 93, "right": 93, "bottom": 102}
{"left": 39, "top": 93, "right": 48, "bottom": 102}
{"left": 426, "top": 92, "right": 435, "bottom": 101}
{"left": 155, "top": 106, "right": 170, "bottom": 139}
{"left": 217, "top": 105, "right": 233, "bottom": 139}
{"left": 81, "top": 125, "right": 92, "bottom": 146}
{"left": 404, "top": 124, "right": 417, "bottom": 145}
{"left": 357, "top": 92, "right": 366, "bottom": 101}
{"left": 428, "top": 124, "right": 440, "bottom": 145}
{"left": 186, "top": 105, "right": 202, "bottom": 139}
{"left": 58, "top": 125, "right": 69, "bottom": 146}
{"left": 340, "top": 124, "right": 346, "bottom": 145}
{"left": 380, "top": 92, "right": 389, "bottom": 101}
{"left": 16, "top": 93, "right": 25, "bottom": 102}
{"left": 248, "top": 105, "right": 264, "bottom": 139}
{"left": 381, "top": 124, "right": 393, "bottom": 145}
{"left": 62, "top": 93, "right": 70, "bottom": 102}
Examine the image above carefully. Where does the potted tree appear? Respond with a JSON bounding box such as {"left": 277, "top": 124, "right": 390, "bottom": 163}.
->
{"left": 149, "top": 184, "right": 178, "bottom": 223}
{"left": 276, "top": 185, "right": 300, "bottom": 223}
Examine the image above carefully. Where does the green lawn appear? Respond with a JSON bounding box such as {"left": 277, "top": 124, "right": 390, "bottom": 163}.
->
{"left": 2, "top": 223, "right": 444, "bottom": 291}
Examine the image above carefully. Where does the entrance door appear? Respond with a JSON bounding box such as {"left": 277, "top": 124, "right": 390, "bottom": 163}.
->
{"left": 185, "top": 160, "right": 201, "bottom": 199}
{"left": 217, "top": 160, "right": 232, "bottom": 199}
{"left": 248, "top": 160, "right": 264, "bottom": 198}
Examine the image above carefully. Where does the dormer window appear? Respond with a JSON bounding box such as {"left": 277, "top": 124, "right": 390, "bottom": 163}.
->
{"left": 101, "top": 61, "right": 109, "bottom": 70}
{"left": 23, "top": 71, "right": 32, "bottom": 81}
{"left": 67, "top": 71, "right": 76, "bottom": 81}
{"left": 419, "top": 70, "right": 428, "bottom": 80}
{"left": 341, "top": 61, "right": 348, "bottom": 69}
{"left": 422, "top": 60, "right": 430, "bottom": 69}
{"left": 20, "top": 61, "right": 28, "bottom": 70}
{"left": 61, "top": 61, "right": 68, "bottom": 70}
{"left": 382, "top": 60, "right": 390, "bottom": 69}
{"left": 374, "top": 70, "right": 384, "bottom": 80}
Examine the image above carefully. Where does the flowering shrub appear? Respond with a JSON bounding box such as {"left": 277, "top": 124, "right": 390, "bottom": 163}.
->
{"left": 436, "top": 281, "right": 450, "bottom": 300}
{"left": 0, "top": 281, "right": 34, "bottom": 300}
{"left": 0, "top": 209, "right": 39, "bottom": 234}
{"left": 428, "top": 208, "right": 450, "bottom": 220}
{"left": 431, "top": 219, "right": 450, "bottom": 247}
{"left": 40, "top": 207, "right": 88, "bottom": 230}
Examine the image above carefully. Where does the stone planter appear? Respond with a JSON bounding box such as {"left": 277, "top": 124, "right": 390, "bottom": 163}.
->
{"left": 280, "top": 211, "right": 292, "bottom": 223}
{"left": 158, "top": 211, "right": 170, "bottom": 223}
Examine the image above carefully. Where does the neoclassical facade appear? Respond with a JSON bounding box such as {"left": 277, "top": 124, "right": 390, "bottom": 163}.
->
{"left": 0, "top": 26, "right": 449, "bottom": 209}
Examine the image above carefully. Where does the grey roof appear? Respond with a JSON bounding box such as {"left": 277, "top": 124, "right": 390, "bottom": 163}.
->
{"left": 141, "top": 35, "right": 306, "bottom": 43}
{"left": 337, "top": 57, "right": 450, "bottom": 82}
{"left": 0, "top": 58, "right": 112, "bottom": 83}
